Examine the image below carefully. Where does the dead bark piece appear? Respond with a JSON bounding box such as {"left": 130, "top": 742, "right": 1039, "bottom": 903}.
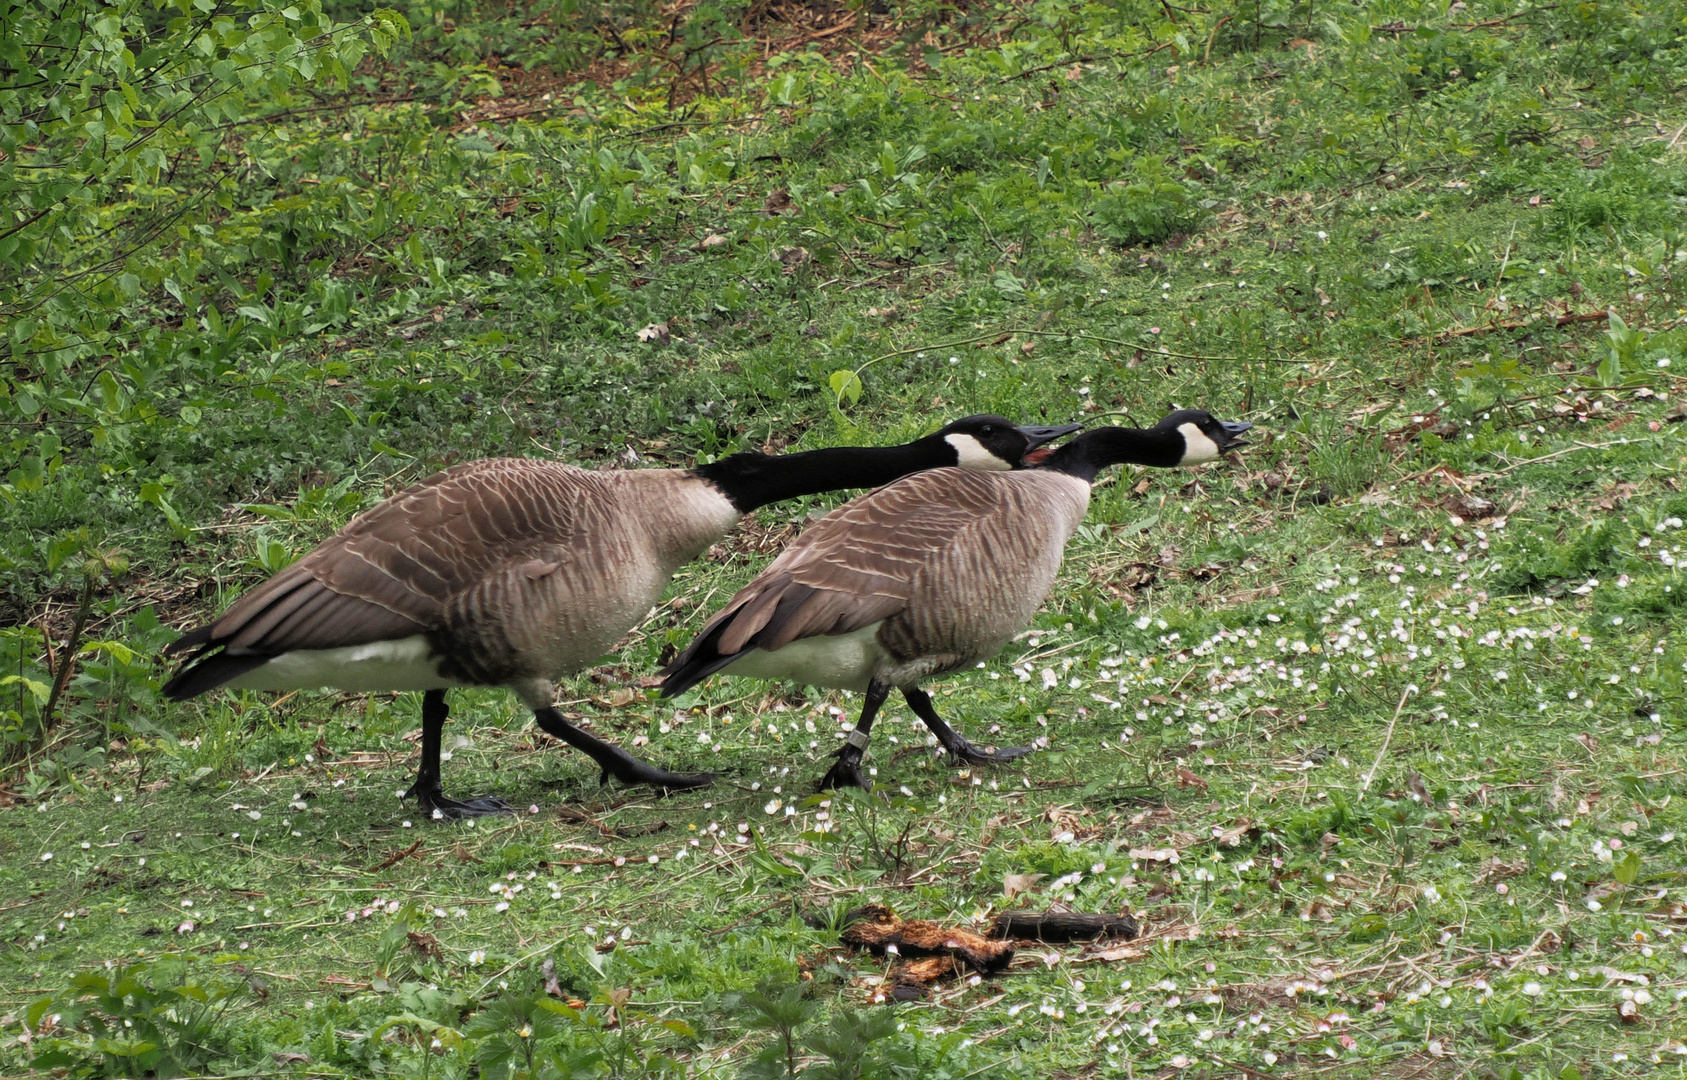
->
{"left": 887, "top": 956, "right": 958, "bottom": 1001}
{"left": 840, "top": 904, "right": 1015, "bottom": 973}
{"left": 989, "top": 911, "right": 1140, "bottom": 943}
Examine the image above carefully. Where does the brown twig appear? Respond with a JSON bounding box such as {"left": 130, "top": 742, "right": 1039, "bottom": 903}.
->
{"left": 1203, "top": 15, "right": 1233, "bottom": 65}
{"left": 1399, "top": 308, "right": 1608, "bottom": 346}
{"left": 999, "top": 54, "right": 1108, "bottom": 82}
{"left": 39, "top": 577, "right": 94, "bottom": 740}
{"left": 366, "top": 840, "right": 424, "bottom": 873}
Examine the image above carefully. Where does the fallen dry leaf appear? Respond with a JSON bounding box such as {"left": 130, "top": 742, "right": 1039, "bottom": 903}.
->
{"left": 1211, "top": 819, "right": 1253, "bottom": 847}
{"left": 1593, "top": 966, "right": 1650, "bottom": 986}
{"left": 407, "top": 931, "right": 444, "bottom": 961}
{"left": 1595, "top": 482, "right": 1637, "bottom": 512}
{"left": 635, "top": 322, "right": 670, "bottom": 344}
{"left": 1091, "top": 943, "right": 1149, "bottom": 962}
{"left": 1004, "top": 873, "right": 1046, "bottom": 899}
{"left": 592, "top": 687, "right": 638, "bottom": 709}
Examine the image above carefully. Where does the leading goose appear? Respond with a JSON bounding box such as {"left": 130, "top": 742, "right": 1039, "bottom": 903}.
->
{"left": 660, "top": 410, "right": 1252, "bottom": 790}
{"left": 160, "top": 415, "right": 1079, "bottom": 818}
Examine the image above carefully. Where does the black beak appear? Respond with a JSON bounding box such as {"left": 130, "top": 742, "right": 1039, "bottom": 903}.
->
{"left": 1016, "top": 422, "right": 1084, "bottom": 450}
{"left": 1218, "top": 419, "right": 1254, "bottom": 450}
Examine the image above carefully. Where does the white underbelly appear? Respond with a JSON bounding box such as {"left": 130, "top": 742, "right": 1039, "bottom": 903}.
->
{"left": 225, "top": 635, "right": 465, "bottom": 693}
{"left": 719, "top": 624, "right": 885, "bottom": 693}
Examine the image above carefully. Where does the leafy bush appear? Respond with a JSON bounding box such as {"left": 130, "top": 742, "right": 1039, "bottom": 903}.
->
{"left": 1089, "top": 157, "right": 1203, "bottom": 247}
{"left": 24, "top": 959, "right": 256, "bottom": 1077}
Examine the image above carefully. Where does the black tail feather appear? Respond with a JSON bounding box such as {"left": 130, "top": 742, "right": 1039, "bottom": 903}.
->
{"left": 164, "top": 623, "right": 217, "bottom": 656}
{"left": 659, "top": 622, "right": 746, "bottom": 699}
{"left": 161, "top": 651, "right": 272, "bottom": 701}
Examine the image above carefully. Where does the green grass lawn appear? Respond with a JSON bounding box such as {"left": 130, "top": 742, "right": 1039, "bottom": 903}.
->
{"left": 4, "top": 0, "right": 1687, "bottom": 1076}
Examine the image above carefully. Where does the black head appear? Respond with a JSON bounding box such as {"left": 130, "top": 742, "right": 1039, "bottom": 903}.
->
{"left": 1030, "top": 409, "right": 1253, "bottom": 482}
{"left": 1151, "top": 409, "right": 1253, "bottom": 465}
{"left": 934, "top": 415, "right": 1084, "bottom": 471}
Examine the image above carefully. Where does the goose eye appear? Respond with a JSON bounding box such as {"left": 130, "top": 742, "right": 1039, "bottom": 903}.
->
{"left": 981, "top": 425, "right": 994, "bottom": 435}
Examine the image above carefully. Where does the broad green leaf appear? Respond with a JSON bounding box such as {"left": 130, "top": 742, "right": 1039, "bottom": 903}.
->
{"left": 828, "top": 369, "right": 863, "bottom": 406}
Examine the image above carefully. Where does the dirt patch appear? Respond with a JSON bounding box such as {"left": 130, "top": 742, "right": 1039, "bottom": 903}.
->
{"left": 451, "top": 0, "right": 1022, "bottom": 126}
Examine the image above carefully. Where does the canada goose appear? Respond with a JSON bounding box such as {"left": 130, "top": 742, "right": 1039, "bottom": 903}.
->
{"left": 660, "top": 410, "right": 1251, "bottom": 790}
{"left": 161, "top": 416, "right": 1081, "bottom": 818}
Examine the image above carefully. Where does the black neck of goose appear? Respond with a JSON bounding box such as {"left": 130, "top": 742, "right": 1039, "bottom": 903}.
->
{"left": 1039, "top": 427, "right": 1183, "bottom": 483}
{"left": 695, "top": 439, "right": 954, "bottom": 512}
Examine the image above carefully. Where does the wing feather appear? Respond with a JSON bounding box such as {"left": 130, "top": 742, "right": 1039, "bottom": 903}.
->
{"left": 663, "top": 469, "right": 1011, "bottom": 696}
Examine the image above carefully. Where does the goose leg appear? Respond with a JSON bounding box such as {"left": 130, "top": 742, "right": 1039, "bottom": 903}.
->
{"left": 531, "top": 707, "right": 715, "bottom": 792}
{"left": 902, "top": 687, "right": 1034, "bottom": 767}
{"left": 817, "top": 679, "right": 890, "bottom": 792}
{"left": 404, "top": 690, "right": 513, "bottom": 819}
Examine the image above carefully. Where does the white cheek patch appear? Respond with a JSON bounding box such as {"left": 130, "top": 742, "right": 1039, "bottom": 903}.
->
{"left": 945, "top": 433, "right": 1012, "bottom": 471}
{"left": 1177, "top": 422, "right": 1222, "bottom": 465}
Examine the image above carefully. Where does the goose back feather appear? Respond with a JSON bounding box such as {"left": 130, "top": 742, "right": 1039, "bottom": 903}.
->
{"left": 664, "top": 467, "right": 1093, "bottom": 694}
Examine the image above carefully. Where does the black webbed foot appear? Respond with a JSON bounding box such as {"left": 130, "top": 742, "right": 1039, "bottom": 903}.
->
{"left": 531, "top": 706, "right": 713, "bottom": 792}
{"left": 412, "top": 786, "right": 514, "bottom": 820}
{"left": 944, "top": 739, "right": 1035, "bottom": 767}
{"left": 900, "top": 687, "right": 1034, "bottom": 771}
{"left": 594, "top": 744, "right": 716, "bottom": 792}
{"left": 817, "top": 750, "right": 872, "bottom": 792}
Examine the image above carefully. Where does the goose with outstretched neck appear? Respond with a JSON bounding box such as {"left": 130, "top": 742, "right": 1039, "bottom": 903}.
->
{"left": 660, "top": 410, "right": 1252, "bottom": 790}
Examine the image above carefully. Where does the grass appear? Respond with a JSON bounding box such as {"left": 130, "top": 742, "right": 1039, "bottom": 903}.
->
{"left": 4, "top": 0, "right": 1687, "bottom": 1075}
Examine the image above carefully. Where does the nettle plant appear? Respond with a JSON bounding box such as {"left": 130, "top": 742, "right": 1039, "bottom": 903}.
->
{"left": 22, "top": 958, "right": 256, "bottom": 1078}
